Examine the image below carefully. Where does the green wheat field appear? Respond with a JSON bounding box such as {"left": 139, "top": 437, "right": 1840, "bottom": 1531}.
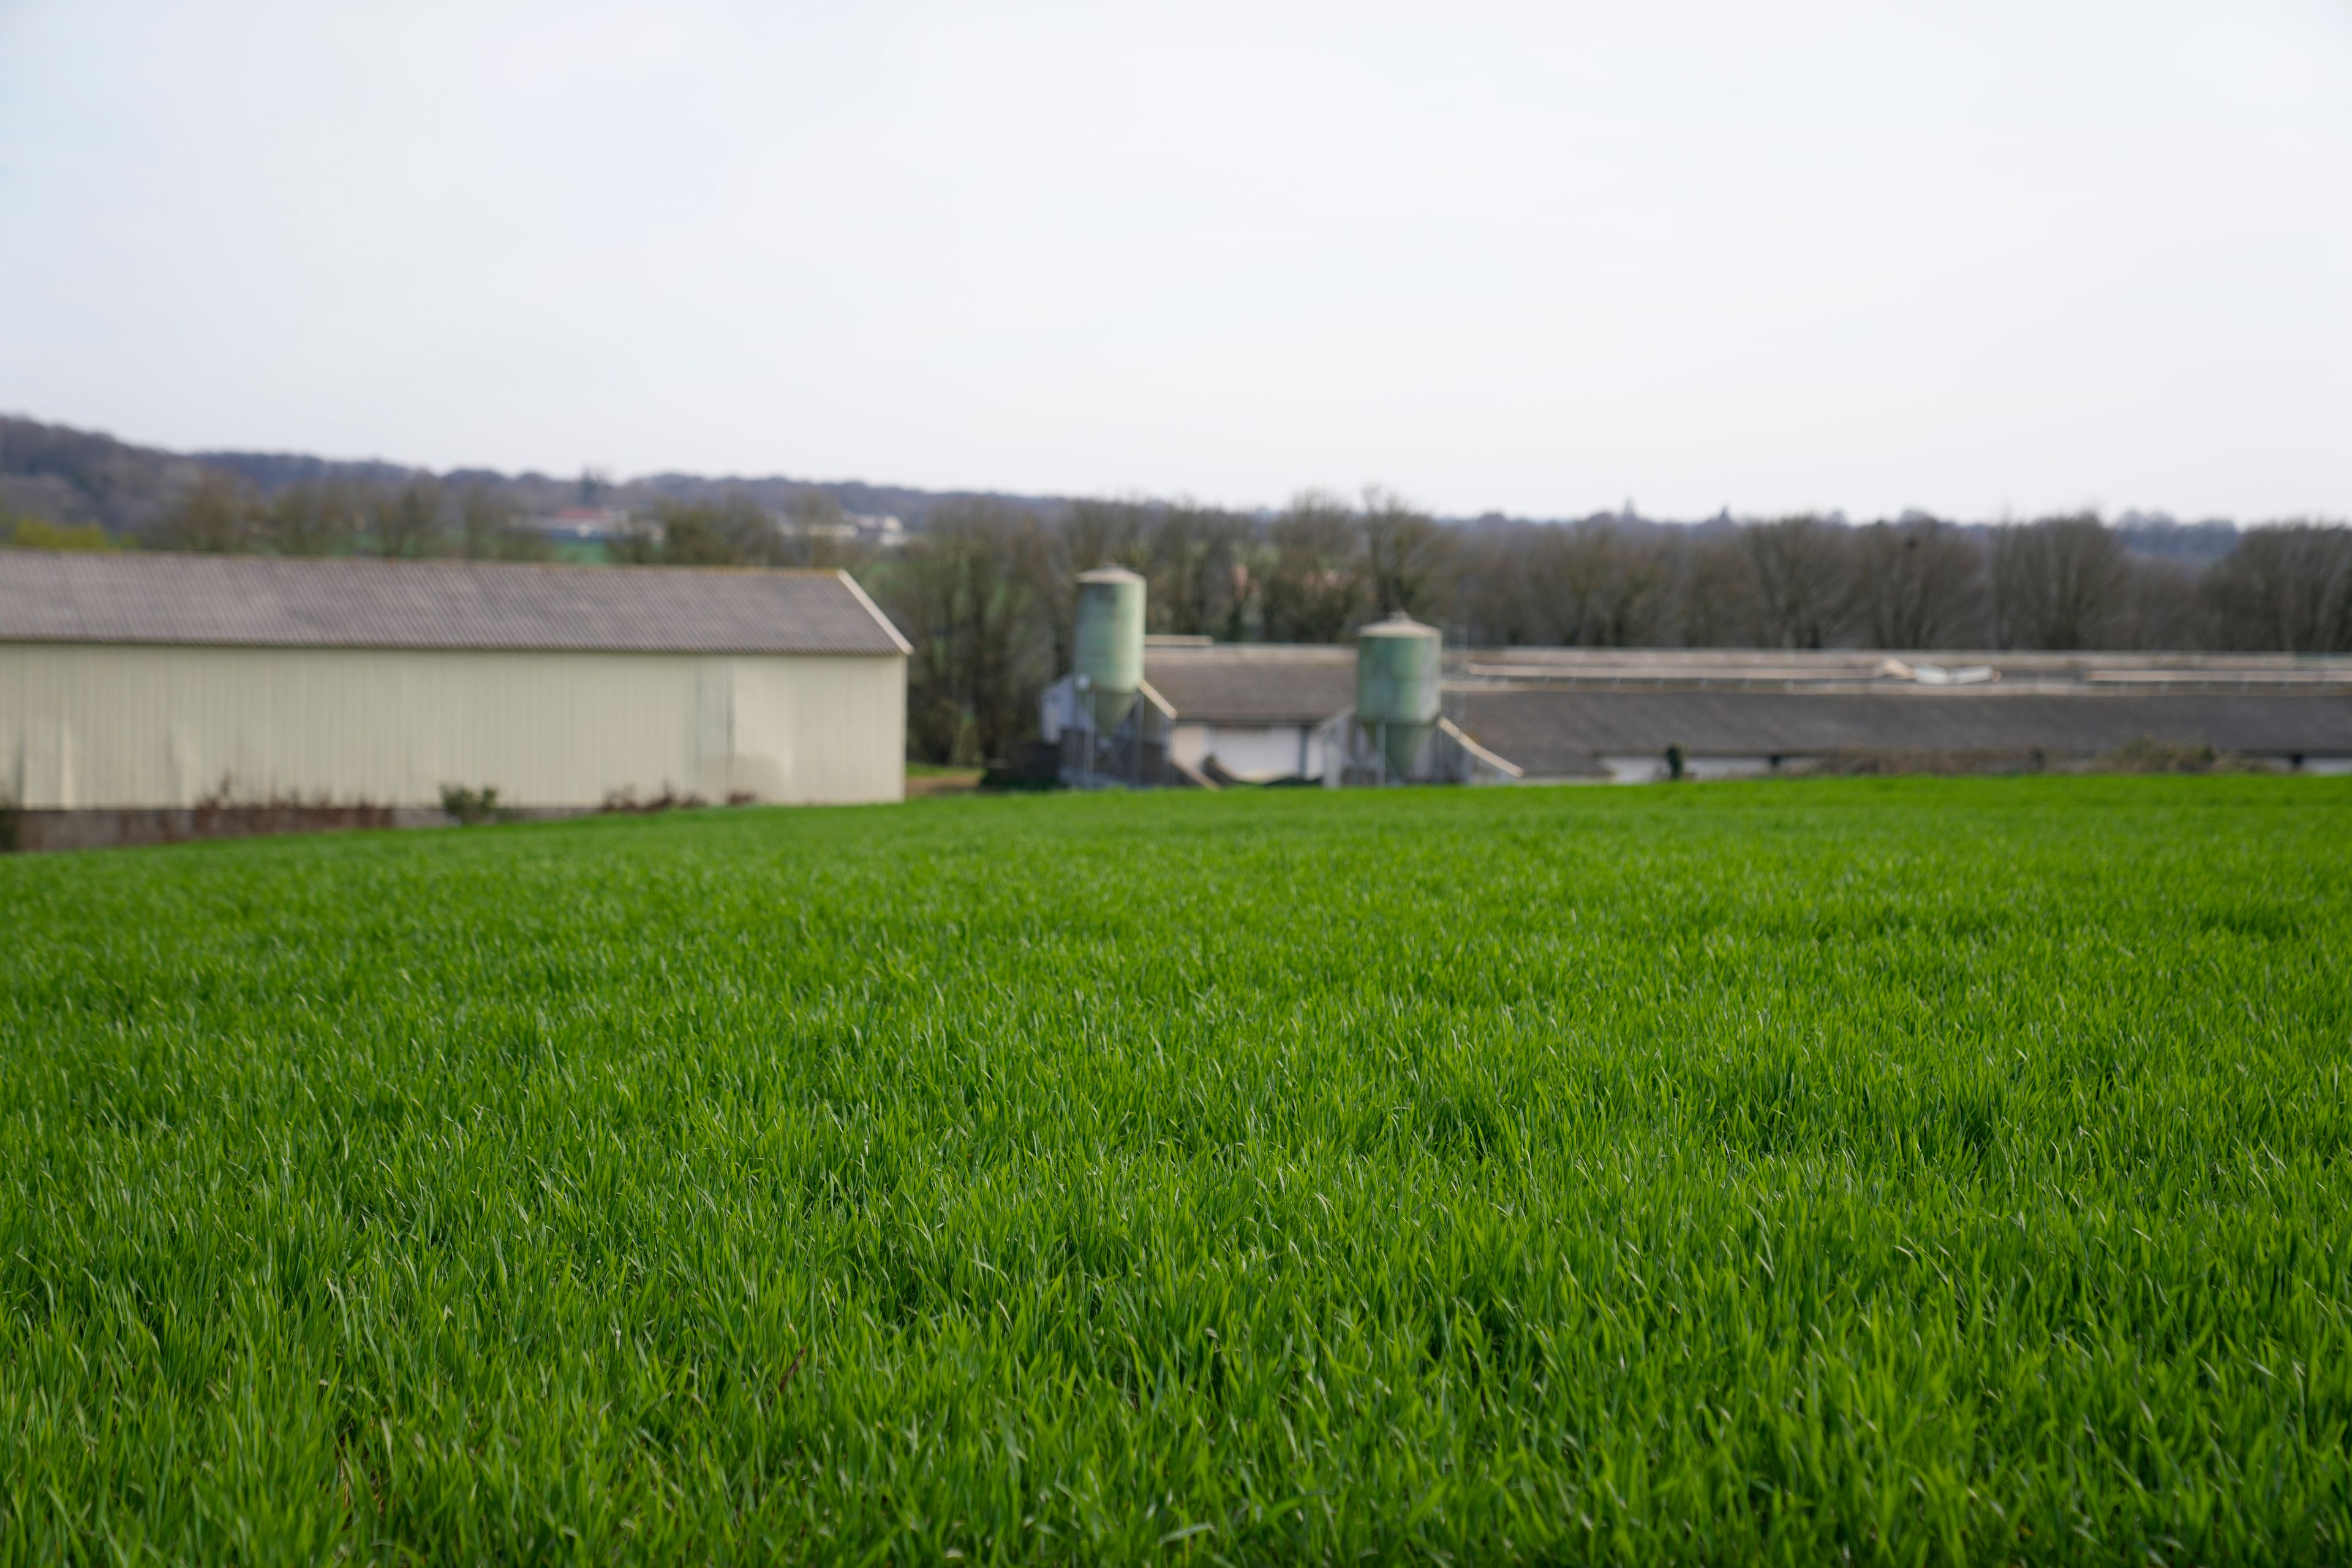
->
{"left": 3, "top": 778, "right": 2348, "bottom": 1565}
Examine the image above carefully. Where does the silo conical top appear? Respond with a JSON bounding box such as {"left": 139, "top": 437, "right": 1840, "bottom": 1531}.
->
{"left": 1358, "top": 609, "right": 1437, "bottom": 639}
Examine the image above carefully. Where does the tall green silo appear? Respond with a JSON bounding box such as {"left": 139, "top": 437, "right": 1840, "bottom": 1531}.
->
{"left": 1355, "top": 611, "right": 1442, "bottom": 781}
{"left": 1074, "top": 565, "right": 1145, "bottom": 733}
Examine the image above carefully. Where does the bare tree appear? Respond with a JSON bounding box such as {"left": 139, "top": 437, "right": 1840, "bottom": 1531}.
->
{"left": 777, "top": 491, "right": 864, "bottom": 570}
{"left": 1057, "top": 500, "right": 1153, "bottom": 579}
{"left": 1359, "top": 488, "right": 1449, "bottom": 620}
{"left": 1527, "top": 521, "right": 1673, "bottom": 646}
{"left": 1990, "top": 514, "right": 2131, "bottom": 649}
{"left": 1147, "top": 503, "right": 1253, "bottom": 637}
{"left": 260, "top": 483, "right": 359, "bottom": 556}
{"left": 456, "top": 484, "right": 551, "bottom": 561}
{"left": 368, "top": 479, "right": 447, "bottom": 558}
{"left": 1671, "top": 528, "right": 1761, "bottom": 647}
{"left": 1260, "top": 491, "right": 1366, "bottom": 642}
{"left": 2203, "top": 523, "right": 2352, "bottom": 652}
{"left": 158, "top": 471, "right": 259, "bottom": 552}
{"left": 1445, "top": 519, "right": 1545, "bottom": 645}
{"left": 618, "top": 494, "right": 780, "bottom": 566}
{"left": 1850, "top": 517, "right": 1984, "bottom": 647}
{"left": 2117, "top": 557, "right": 2206, "bottom": 652}
{"left": 1746, "top": 516, "right": 1854, "bottom": 648}
{"left": 882, "top": 502, "right": 1055, "bottom": 764}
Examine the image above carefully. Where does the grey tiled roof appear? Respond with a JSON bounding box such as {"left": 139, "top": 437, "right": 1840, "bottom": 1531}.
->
{"left": 0, "top": 552, "right": 910, "bottom": 656}
{"left": 1453, "top": 688, "right": 2352, "bottom": 776}
{"left": 1143, "top": 645, "right": 1354, "bottom": 723}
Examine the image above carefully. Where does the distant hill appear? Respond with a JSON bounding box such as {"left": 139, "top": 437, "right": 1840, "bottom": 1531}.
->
{"left": 0, "top": 413, "right": 1076, "bottom": 541}
{"left": 0, "top": 415, "right": 221, "bottom": 537}
{"left": 192, "top": 448, "right": 424, "bottom": 494}
{"left": 0, "top": 411, "right": 2255, "bottom": 550}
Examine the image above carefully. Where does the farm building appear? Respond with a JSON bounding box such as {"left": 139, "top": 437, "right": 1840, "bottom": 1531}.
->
{"left": 1445, "top": 649, "right": 2352, "bottom": 781}
{"left": 1039, "top": 590, "right": 2352, "bottom": 786}
{"left": 0, "top": 552, "right": 910, "bottom": 848}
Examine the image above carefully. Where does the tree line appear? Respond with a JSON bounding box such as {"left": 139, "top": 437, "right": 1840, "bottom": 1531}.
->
{"left": 150, "top": 472, "right": 556, "bottom": 560}
{"left": 128, "top": 475, "right": 2352, "bottom": 766}
{"left": 143, "top": 473, "right": 879, "bottom": 570}
{"left": 875, "top": 494, "right": 2352, "bottom": 764}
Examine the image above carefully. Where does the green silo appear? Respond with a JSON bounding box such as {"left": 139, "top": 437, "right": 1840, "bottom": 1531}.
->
{"left": 1074, "top": 565, "right": 1145, "bottom": 733}
{"left": 1355, "top": 611, "right": 1441, "bottom": 781}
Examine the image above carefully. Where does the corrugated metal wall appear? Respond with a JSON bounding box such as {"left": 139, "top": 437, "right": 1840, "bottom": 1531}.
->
{"left": 0, "top": 645, "right": 904, "bottom": 809}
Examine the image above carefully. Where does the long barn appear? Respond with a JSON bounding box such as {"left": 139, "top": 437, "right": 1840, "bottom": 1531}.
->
{"left": 1043, "top": 638, "right": 2352, "bottom": 786}
{"left": 1, "top": 552, "right": 910, "bottom": 848}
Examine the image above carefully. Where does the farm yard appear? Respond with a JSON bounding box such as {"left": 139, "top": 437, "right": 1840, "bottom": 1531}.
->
{"left": 2, "top": 779, "right": 2348, "bottom": 1565}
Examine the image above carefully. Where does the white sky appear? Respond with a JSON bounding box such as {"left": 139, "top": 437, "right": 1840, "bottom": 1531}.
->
{"left": 2, "top": 0, "right": 2348, "bottom": 520}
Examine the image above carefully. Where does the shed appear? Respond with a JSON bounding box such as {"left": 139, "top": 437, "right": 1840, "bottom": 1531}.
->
{"left": 1133, "top": 644, "right": 1356, "bottom": 782}
{"left": 0, "top": 552, "right": 910, "bottom": 846}
{"left": 1450, "top": 687, "right": 2352, "bottom": 782}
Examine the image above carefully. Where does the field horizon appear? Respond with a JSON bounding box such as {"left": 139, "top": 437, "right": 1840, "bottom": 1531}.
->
{"left": 4, "top": 778, "right": 2348, "bottom": 1564}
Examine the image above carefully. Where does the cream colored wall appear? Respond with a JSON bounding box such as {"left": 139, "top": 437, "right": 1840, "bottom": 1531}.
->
{"left": 0, "top": 644, "right": 905, "bottom": 809}
{"left": 1169, "top": 720, "right": 1322, "bottom": 782}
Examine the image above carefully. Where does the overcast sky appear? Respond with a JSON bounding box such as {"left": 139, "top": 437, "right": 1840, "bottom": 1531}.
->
{"left": 2, "top": 1, "right": 2347, "bottom": 520}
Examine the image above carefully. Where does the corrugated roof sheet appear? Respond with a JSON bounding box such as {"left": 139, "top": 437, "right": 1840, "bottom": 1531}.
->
{"left": 0, "top": 552, "right": 911, "bottom": 656}
{"left": 1452, "top": 689, "right": 2352, "bottom": 776}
